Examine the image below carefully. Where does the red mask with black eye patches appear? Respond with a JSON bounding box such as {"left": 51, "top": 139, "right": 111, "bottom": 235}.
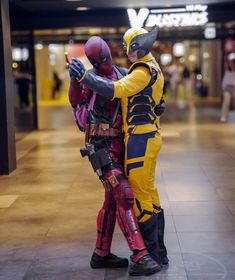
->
{"left": 84, "top": 36, "right": 113, "bottom": 76}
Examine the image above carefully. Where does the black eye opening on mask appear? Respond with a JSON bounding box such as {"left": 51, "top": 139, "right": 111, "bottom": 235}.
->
{"left": 100, "top": 50, "right": 110, "bottom": 65}
{"left": 122, "top": 42, "right": 127, "bottom": 52}
{"left": 88, "top": 56, "right": 100, "bottom": 69}
{"left": 130, "top": 41, "right": 139, "bottom": 52}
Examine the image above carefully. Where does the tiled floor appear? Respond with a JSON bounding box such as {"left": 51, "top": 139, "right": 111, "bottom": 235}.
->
{"left": 0, "top": 195, "right": 19, "bottom": 208}
{"left": 1, "top": 104, "right": 235, "bottom": 280}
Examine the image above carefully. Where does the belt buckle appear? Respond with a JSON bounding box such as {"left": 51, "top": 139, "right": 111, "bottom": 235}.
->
{"left": 100, "top": 123, "right": 109, "bottom": 131}
{"left": 108, "top": 175, "right": 119, "bottom": 188}
{"left": 99, "top": 123, "right": 110, "bottom": 136}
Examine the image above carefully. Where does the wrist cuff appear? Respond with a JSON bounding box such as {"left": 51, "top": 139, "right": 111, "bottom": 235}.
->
{"left": 78, "top": 70, "right": 87, "bottom": 83}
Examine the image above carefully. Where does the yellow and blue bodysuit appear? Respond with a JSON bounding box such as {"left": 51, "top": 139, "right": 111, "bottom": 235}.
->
{"left": 113, "top": 53, "right": 164, "bottom": 222}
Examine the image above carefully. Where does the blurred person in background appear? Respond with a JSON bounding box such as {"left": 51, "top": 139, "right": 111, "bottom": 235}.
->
{"left": 15, "top": 66, "right": 32, "bottom": 109}
{"left": 192, "top": 65, "right": 202, "bottom": 97}
{"left": 51, "top": 71, "right": 62, "bottom": 99}
{"left": 167, "top": 59, "right": 183, "bottom": 100}
{"left": 220, "top": 53, "right": 235, "bottom": 122}
{"left": 182, "top": 65, "right": 192, "bottom": 99}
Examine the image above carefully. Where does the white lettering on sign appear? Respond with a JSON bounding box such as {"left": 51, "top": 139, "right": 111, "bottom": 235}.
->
{"left": 127, "top": 5, "right": 208, "bottom": 28}
{"left": 127, "top": 8, "right": 149, "bottom": 28}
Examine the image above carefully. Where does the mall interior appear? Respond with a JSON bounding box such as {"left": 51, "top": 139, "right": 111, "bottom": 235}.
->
{"left": 1, "top": 0, "right": 235, "bottom": 279}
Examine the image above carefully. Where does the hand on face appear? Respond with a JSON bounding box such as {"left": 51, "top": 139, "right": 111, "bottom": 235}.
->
{"left": 69, "top": 58, "right": 86, "bottom": 81}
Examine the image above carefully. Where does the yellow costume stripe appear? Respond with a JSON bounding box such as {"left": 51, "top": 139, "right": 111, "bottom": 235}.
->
{"left": 113, "top": 66, "right": 151, "bottom": 98}
{"left": 78, "top": 70, "right": 88, "bottom": 82}
{"left": 126, "top": 156, "right": 145, "bottom": 164}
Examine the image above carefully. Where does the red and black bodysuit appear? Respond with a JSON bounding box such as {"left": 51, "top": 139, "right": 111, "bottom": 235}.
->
{"left": 68, "top": 36, "right": 150, "bottom": 266}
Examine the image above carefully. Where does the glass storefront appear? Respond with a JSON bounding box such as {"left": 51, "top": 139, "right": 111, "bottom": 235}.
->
{"left": 152, "top": 39, "right": 222, "bottom": 102}
{"left": 12, "top": 19, "right": 235, "bottom": 130}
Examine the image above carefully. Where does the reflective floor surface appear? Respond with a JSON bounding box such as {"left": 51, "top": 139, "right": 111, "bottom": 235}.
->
{"left": 1, "top": 104, "right": 235, "bottom": 280}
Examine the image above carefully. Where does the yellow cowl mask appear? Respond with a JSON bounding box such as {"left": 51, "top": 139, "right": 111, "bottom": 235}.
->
{"left": 123, "top": 26, "right": 158, "bottom": 59}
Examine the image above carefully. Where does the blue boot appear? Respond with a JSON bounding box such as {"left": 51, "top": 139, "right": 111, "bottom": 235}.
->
{"left": 138, "top": 214, "right": 162, "bottom": 266}
{"left": 157, "top": 209, "right": 169, "bottom": 265}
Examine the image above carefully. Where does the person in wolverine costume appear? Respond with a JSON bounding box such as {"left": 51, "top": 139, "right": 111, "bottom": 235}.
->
{"left": 68, "top": 27, "right": 169, "bottom": 270}
{"left": 68, "top": 36, "right": 164, "bottom": 276}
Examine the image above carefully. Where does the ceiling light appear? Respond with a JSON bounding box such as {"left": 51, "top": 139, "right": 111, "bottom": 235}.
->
{"left": 12, "top": 48, "right": 22, "bottom": 61}
{"left": 76, "top": 7, "right": 89, "bottom": 11}
{"left": 160, "top": 54, "right": 172, "bottom": 65}
{"left": 35, "top": 43, "right": 43, "bottom": 50}
{"left": 173, "top": 43, "right": 185, "bottom": 57}
{"left": 12, "top": 62, "right": 18, "bottom": 68}
{"left": 189, "top": 54, "right": 196, "bottom": 62}
{"left": 203, "top": 52, "right": 209, "bottom": 59}
{"left": 22, "top": 48, "right": 29, "bottom": 61}
{"left": 204, "top": 25, "right": 216, "bottom": 39}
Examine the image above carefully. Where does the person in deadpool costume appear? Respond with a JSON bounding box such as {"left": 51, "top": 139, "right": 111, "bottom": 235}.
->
{"left": 68, "top": 36, "right": 163, "bottom": 276}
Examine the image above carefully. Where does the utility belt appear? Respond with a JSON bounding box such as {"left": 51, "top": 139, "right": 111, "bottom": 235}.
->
{"left": 85, "top": 123, "right": 122, "bottom": 140}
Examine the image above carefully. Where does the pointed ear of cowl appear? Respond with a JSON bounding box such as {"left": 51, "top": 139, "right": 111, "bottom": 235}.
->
{"left": 136, "top": 26, "right": 159, "bottom": 58}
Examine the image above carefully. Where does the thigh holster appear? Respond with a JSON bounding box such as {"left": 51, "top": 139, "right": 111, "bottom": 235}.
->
{"left": 80, "top": 146, "right": 113, "bottom": 176}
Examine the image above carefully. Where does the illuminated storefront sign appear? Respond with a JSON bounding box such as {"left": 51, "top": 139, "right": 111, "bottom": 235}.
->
{"left": 204, "top": 24, "right": 216, "bottom": 39}
{"left": 127, "top": 5, "right": 208, "bottom": 28}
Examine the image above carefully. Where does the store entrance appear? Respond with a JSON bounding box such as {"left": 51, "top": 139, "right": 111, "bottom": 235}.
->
{"left": 153, "top": 40, "right": 222, "bottom": 108}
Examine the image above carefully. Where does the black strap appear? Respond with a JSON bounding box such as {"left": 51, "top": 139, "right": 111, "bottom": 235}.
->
{"left": 110, "top": 65, "right": 125, "bottom": 125}
{"left": 116, "top": 174, "right": 125, "bottom": 182}
{"left": 137, "top": 210, "right": 153, "bottom": 221}
{"left": 153, "top": 204, "right": 161, "bottom": 211}
{"left": 128, "top": 61, "right": 151, "bottom": 74}
{"left": 146, "top": 69, "right": 158, "bottom": 88}
{"left": 128, "top": 62, "right": 158, "bottom": 91}
{"left": 135, "top": 198, "right": 142, "bottom": 213}
{"left": 111, "top": 101, "right": 121, "bottom": 125}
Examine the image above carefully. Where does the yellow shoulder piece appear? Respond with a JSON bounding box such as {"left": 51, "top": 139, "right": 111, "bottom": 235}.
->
{"left": 128, "top": 61, "right": 152, "bottom": 75}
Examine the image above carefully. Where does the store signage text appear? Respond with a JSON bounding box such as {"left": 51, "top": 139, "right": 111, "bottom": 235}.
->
{"left": 127, "top": 5, "right": 208, "bottom": 28}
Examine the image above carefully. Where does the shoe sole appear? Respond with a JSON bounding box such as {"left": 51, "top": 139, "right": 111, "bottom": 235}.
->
{"left": 90, "top": 262, "right": 129, "bottom": 269}
{"left": 129, "top": 265, "right": 161, "bottom": 276}
{"left": 161, "top": 257, "right": 169, "bottom": 265}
